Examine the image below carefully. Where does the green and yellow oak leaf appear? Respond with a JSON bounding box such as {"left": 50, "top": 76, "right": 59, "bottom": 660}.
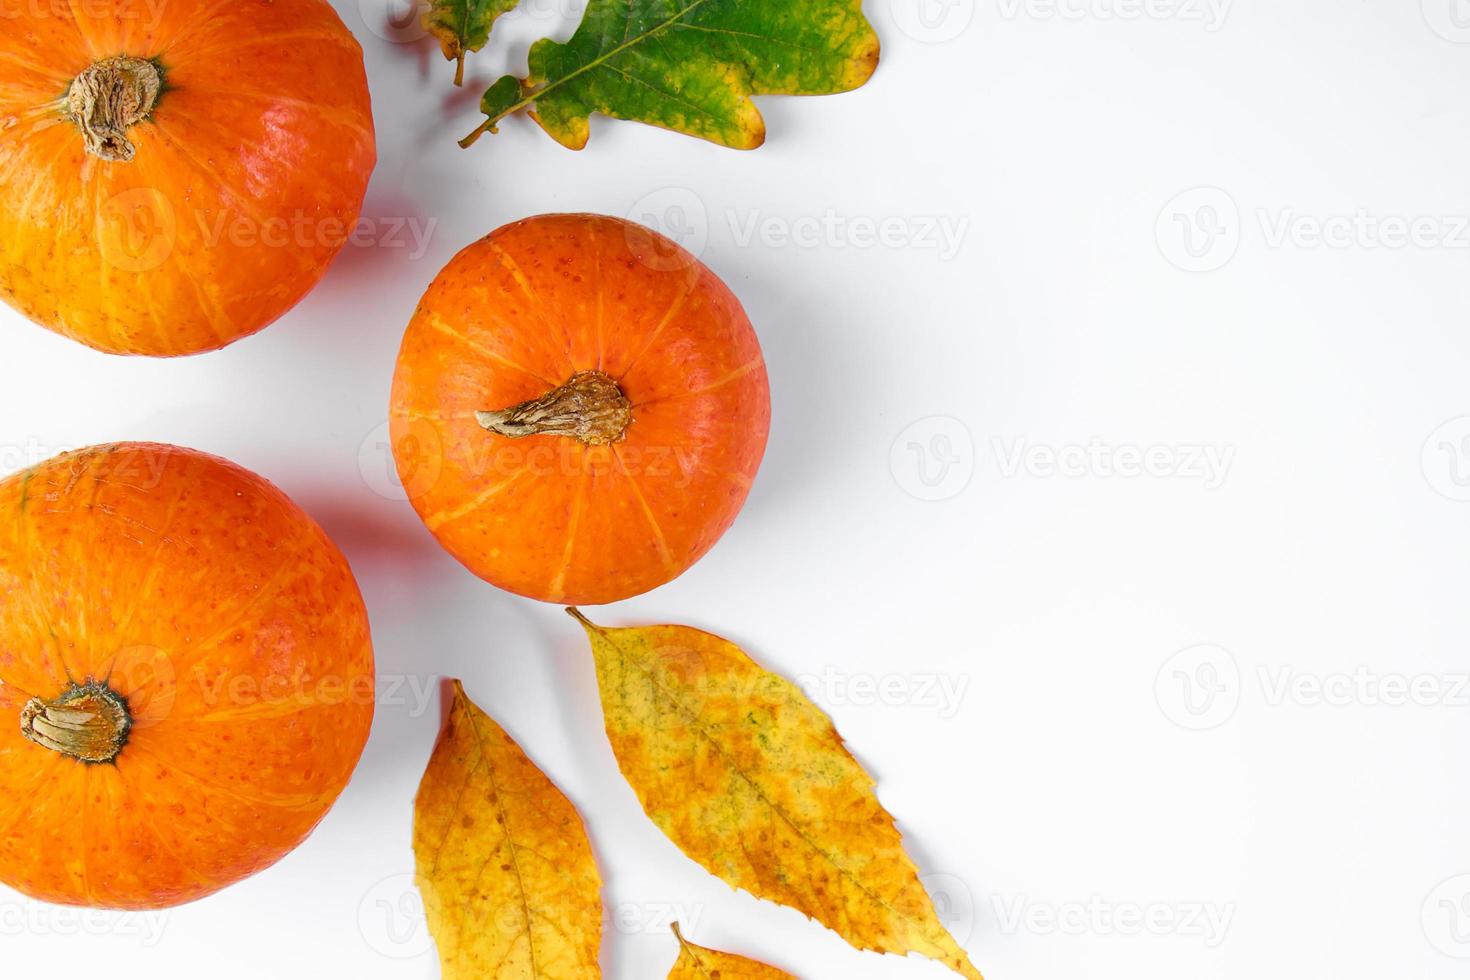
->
{"left": 463, "top": 0, "right": 880, "bottom": 149}
{"left": 668, "top": 923, "right": 797, "bottom": 979}
{"left": 569, "top": 610, "right": 983, "bottom": 980}
{"left": 413, "top": 680, "right": 603, "bottom": 979}
{"left": 423, "top": 0, "right": 520, "bottom": 85}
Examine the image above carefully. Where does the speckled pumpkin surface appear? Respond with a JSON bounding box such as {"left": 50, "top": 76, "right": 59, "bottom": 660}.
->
{"left": 0, "top": 0, "right": 376, "bottom": 356}
{"left": 0, "top": 444, "right": 374, "bottom": 909}
{"left": 390, "top": 213, "right": 771, "bottom": 605}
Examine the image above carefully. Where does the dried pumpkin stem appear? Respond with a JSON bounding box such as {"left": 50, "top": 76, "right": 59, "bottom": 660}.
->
{"left": 20, "top": 682, "right": 132, "bottom": 765}
{"left": 64, "top": 56, "right": 162, "bottom": 162}
{"left": 477, "top": 371, "right": 632, "bottom": 446}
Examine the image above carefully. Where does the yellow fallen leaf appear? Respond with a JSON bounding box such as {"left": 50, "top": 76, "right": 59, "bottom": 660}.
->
{"left": 414, "top": 680, "right": 603, "bottom": 978}
{"left": 569, "top": 610, "right": 982, "bottom": 980}
{"left": 668, "top": 923, "right": 797, "bottom": 979}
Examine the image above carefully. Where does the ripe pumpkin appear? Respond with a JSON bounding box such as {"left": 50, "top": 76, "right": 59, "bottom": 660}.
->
{"left": 0, "top": 444, "right": 374, "bottom": 909}
{"left": 390, "top": 214, "right": 770, "bottom": 605}
{"left": 0, "top": 0, "right": 375, "bottom": 356}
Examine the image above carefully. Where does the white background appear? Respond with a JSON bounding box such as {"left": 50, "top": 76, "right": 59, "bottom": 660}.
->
{"left": 5, "top": 0, "right": 1470, "bottom": 977}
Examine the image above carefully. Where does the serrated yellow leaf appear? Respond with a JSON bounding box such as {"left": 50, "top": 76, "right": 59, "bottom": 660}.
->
{"left": 668, "top": 923, "right": 797, "bottom": 979}
{"left": 413, "top": 680, "right": 603, "bottom": 978}
{"left": 568, "top": 610, "right": 982, "bottom": 980}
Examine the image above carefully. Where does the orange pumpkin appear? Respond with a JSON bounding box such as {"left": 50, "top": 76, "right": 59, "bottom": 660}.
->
{"left": 390, "top": 214, "right": 770, "bottom": 605}
{"left": 0, "top": 444, "right": 374, "bottom": 909}
{"left": 0, "top": 0, "right": 376, "bottom": 356}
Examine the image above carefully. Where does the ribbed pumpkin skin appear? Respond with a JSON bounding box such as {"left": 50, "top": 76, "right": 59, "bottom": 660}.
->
{"left": 0, "top": 444, "right": 375, "bottom": 909}
{"left": 0, "top": 0, "right": 376, "bottom": 356}
{"left": 390, "top": 214, "right": 771, "bottom": 605}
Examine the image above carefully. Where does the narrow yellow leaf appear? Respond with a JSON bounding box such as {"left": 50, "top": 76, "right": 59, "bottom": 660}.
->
{"left": 568, "top": 610, "right": 982, "bottom": 980}
{"left": 413, "top": 679, "right": 603, "bottom": 978}
{"left": 668, "top": 923, "right": 797, "bottom": 979}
